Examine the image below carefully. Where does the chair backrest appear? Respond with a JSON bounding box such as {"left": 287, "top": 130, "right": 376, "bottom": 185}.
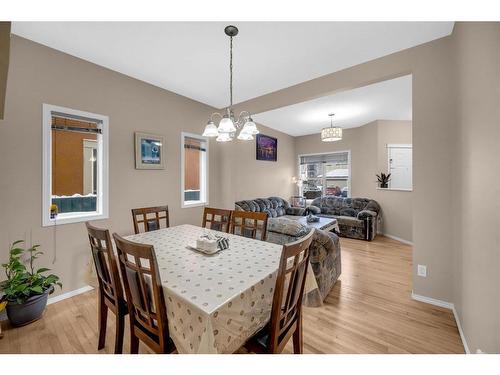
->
{"left": 268, "top": 229, "right": 314, "bottom": 353}
{"left": 131, "top": 205, "right": 169, "bottom": 234}
{"left": 230, "top": 210, "right": 268, "bottom": 241}
{"left": 113, "top": 233, "right": 169, "bottom": 349}
{"left": 202, "top": 207, "right": 232, "bottom": 233}
{"left": 85, "top": 222, "right": 123, "bottom": 303}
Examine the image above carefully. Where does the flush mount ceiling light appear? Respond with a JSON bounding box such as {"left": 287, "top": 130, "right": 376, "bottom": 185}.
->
{"left": 321, "top": 113, "right": 342, "bottom": 142}
{"left": 202, "top": 25, "right": 259, "bottom": 142}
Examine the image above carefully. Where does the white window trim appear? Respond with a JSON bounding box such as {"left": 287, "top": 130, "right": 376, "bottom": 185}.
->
{"left": 181, "top": 132, "right": 209, "bottom": 209}
{"left": 297, "top": 150, "right": 352, "bottom": 198}
{"left": 42, "top": 104, "right": 109, "bottom": 227}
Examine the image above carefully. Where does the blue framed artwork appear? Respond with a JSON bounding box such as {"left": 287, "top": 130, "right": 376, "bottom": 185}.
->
{"left": 135, "top": 132, "right": 165, "bottom": 169}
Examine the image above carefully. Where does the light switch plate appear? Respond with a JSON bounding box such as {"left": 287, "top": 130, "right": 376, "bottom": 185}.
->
{"left": 417, "top": 264, "right": 427, "bottom": 277}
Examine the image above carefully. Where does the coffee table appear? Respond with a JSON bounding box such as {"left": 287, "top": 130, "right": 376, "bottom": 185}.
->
{"left": 297, "top": 216, "right": 339, "bottom": 233}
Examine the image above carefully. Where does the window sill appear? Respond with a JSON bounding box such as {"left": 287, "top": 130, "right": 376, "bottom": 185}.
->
{"left": 182, "top": 201, "right": 208, "bottom": 209}
{"left": 376, "top": 187, "right": 413, "bottom": 192}
{"left": 42, "top": 212, "right": 108, "bottom": 227}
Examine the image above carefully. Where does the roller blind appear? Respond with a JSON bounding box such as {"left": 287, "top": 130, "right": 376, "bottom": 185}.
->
{"left": 184, "top": 137, "right": 207, "bottom": 152}
{"left": 299, "top": 152, "right": 348, "bottom": 165}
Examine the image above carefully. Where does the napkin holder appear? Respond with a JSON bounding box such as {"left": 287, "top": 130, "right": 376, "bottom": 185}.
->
{"left": 196, "top": 234, "right": 230, "bottom": 253}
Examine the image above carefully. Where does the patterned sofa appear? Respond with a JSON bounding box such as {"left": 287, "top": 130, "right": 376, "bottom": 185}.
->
{"left": 235, "top": 197, "right": 341, "bottom": 303}
{"left": 309, "top": 196, "right": 381, "bottom": 241}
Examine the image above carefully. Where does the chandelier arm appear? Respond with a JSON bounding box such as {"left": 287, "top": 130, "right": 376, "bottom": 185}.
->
{"left": 238, "top": 110, "right": 251, "bottom": 119}
{"left": 210, "top": 112, "right": 223, "bottom": 122}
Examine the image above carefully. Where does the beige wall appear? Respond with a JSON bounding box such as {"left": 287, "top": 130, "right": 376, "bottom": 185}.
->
{"left": 0, "top": 35, "right": 221, "bottom": 295}
{"left": 233, "top": 34, "right": 456, "bottom": 305}
{"left": 452, "top": 22, "right": 500, "bottom": 353}
{"left": 216, "top": 123, "right": 296, "bottom": 209}
{"left": 295, "top": 120, "right": 413, "bottom": 242}
{"left": 0, "top": 35, "right": 296, "bottom": 297}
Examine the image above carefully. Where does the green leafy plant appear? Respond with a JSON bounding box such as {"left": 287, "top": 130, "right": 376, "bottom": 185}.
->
{"left": 0, "top": 240, "right": 62, "bottom": 305}
{"left": 376, "top": 172, "right": 391, "bottom": 188}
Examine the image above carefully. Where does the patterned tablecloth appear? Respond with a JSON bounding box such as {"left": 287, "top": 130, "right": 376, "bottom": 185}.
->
{"left": 125, "top": 224, "right": 318, "bottom": 354}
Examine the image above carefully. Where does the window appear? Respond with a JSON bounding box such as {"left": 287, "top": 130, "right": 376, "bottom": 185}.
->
{"left": 299, "top": 151, "right": 351, "bottom": 199}
{"left": 387, "top": 144, "right": 412, "bottom": 190}
{"left": 42, "top": 104, "right": 109, "bottom": 226}
{"left": 181, "top": 132, "right": 208, "bottom": 208}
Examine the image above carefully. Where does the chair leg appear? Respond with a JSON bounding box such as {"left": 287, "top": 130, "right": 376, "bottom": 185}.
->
{"left": 97, "top": 292, "right": 108, "bottom": 350}
{"left": 292, "top": 317, "right": 303, "bottom": 354}
{"left": 114, "top": 311, "right": 125, "bottom": 354}
{"left": 130, "top": 323, "right": 139, "bottom": 354}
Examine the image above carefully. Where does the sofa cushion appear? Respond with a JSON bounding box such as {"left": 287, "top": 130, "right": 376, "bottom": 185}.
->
{"left": 235, "top": 197, "right": 295, "bottom": 218}
{"left": 339, "top": 207, "right": 356, "bottom": 217}
{"left": 267, "top": 217, "right": 310, "bottom": 237}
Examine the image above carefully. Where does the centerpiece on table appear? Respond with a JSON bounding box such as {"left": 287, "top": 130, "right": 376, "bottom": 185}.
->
{"left": 0, "top": 240, "right": 62, "bottom": 327}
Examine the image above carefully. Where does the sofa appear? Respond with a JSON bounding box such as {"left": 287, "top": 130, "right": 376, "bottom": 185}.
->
{"left": 309, "top": 196, "right": 381, "bottom": 241}
{"left": 235, "top": 197, "right": 341, "bottom": 303}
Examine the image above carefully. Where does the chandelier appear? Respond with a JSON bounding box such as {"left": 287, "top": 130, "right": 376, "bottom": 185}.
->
{"left": 321, "top": 113, "right": 342, "bottom": 142}
{"left": 202, "top": 25, "right": 259, "bottom": 142}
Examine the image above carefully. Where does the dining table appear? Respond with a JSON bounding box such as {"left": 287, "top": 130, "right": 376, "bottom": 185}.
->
{"left": 124, "top": 224, "right": 320, "bottom": 354}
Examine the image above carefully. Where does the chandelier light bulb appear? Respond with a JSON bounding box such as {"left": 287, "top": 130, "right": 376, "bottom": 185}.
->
{"left": 217, "top": 115, "right": 236, "bottom": 133}
{"left": 216, "top": 132, "right": 232, "bottom": 142}
{"left": 202, "top": 121, "right": 219, "bottom": 137}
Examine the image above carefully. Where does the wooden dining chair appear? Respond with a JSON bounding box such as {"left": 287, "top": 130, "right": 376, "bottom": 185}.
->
{"left": 202, "top": 207, "right": 232, "bottom": 233}
{"left": 131, "top": 205, "right": 169, "bottom": 234}
{"left": 112, "top": 233, "right": 175, "bottom": 354}
{"left": 230, "top": 211, "right": 268, "bottom": 241}
{"left": 243, "top": 229, "right": 315, "bottom": 354}
{"left": 85, "top": 222, "right": 128, "bottom": 354}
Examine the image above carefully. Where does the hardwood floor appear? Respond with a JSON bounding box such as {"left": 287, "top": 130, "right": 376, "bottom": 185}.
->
{"left": 0, "top": 236, "right": 464, "bottom": 354}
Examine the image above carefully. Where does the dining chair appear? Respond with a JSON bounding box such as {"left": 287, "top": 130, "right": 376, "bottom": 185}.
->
{"left": 243, "top": 228, "right": 315, "bottom": 354}
{"left": 112, "top": 233, "right": 175, "bottom": 354}
{"left": 202, "top": 207, "right": 232, "bottom": 233}
{"left": 85, "top": 222, "right": 128, "bottom": 354}
{"left": 131, "top": 205, "right": 169, "bottom": 234}
{"left": 229, "top": 211, "right": 268, "bottom": 241}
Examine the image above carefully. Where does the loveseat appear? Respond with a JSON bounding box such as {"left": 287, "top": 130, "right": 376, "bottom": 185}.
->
{"left": 235, "top": 197, "right": 341, "bottom": 303}
{"left": 309, "top": 196, "right": 381, "bottom": 241}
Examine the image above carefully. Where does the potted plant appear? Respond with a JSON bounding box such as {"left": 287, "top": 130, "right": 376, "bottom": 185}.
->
{"left": 376, "top": 172, "right": 391, "bottom": 188}
{"left": 0, "top": 240, "right": 62, "bottom": 327}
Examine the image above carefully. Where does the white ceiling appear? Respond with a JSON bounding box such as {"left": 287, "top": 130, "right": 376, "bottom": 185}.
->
{"left": 11, "top": 22, "right": 452, "bottom": 108}
{"left": 252, "top": 75, "right": 412, "bottom": 136}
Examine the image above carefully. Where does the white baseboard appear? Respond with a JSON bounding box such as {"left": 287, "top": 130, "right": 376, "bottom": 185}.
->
{"left": 47, "top": 285, "right": 94, "bottom": 305}
{"left": 411, "top": 291, "right": 470, "bottom": 353}
{"left": 452, "top": 304, "right": 471, "bottom": 354}
{"left": 379, "top": 232, "right": 413, "bottom": 246}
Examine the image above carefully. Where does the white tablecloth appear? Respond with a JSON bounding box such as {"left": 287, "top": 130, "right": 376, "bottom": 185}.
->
{"left": 125, "top": 224, "right": 318, "bottom": 354}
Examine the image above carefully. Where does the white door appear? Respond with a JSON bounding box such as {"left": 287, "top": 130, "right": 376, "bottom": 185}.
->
{"left": 388, "top": 145, "right": 412, "bottom": 190}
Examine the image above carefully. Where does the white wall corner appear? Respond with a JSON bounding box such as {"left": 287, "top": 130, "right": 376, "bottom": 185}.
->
{"left": 411, "top": 291, "right": 470, "bottom": 354}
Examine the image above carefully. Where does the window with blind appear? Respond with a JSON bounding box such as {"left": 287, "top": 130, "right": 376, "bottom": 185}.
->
{"left": 181, "top": 132, "right": 208, "bottom": 208}
{"left": 299, "top": 151, "right": 350, "bottom": 198}
{"left": 42, "top": 104, "right": 109, "bottom": 226}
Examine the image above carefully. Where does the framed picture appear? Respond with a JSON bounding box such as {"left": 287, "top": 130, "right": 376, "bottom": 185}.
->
{"left": 256, "top": 134, "right": 278, "bottom": 162}
{"left": 135, "top": 132, "right": 165, "bottom": 169}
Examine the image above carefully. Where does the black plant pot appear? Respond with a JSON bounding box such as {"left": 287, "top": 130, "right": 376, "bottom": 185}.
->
{"left": 380, "top": 183, "right": 389, "bottom": 188}
{"left": 6, "top": 286, "right": 53, "bottom": 327}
